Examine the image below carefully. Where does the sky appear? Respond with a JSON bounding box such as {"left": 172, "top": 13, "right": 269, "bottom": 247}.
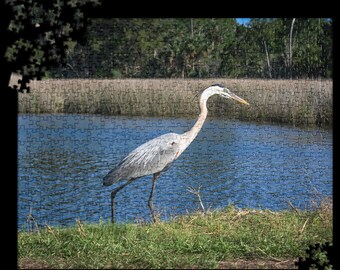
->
{"left": 236, "top": 18, "right": 251, "bottom": 25}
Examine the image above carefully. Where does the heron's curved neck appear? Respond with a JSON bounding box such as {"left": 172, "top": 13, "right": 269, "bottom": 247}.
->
{"left": 184, "top": 97, "right": 208, "bottom": 143}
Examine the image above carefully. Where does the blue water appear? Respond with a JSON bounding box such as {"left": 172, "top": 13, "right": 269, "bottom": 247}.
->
{"left": 18, "top": 114, "right": 332, "bottom": 228}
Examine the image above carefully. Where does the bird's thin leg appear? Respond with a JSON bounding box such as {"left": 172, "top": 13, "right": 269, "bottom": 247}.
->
{"left": 111, "top": 179, "right": 133, "bottom": 224}
{"left": 148, "top": 172, "right": 160, "bottom": 223}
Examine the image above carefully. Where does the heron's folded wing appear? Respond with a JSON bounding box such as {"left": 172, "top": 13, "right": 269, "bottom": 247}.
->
{"left": 103, "top": 133, "right": 181, "bottom": 185}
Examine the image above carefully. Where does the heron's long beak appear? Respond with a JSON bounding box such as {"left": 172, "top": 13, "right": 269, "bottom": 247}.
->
{"left": 230, "top": 93, "right": 249, "bottom": 105}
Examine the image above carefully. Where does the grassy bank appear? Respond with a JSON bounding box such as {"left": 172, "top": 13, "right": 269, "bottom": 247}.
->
{"left": 14, "top": 76, "right": 332, "bottom": 126}
{"left": 18, "top": 203, "right": 332, "bottom": 269}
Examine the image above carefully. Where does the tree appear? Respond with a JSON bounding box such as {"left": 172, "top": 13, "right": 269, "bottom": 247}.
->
{"left": 1, "top": 0, "right": 102, "bottom": 93}
{"left": 292, "top": 18, "right": 332, "bottom": 78}
{"left": 249, "top": 18, "right": 277, "bottom": 78}
{"left": 246, "top": 18, "right": 332, "bottom": 79}
{"left": 32, "top": 17, "right": 332, "bottom": 80}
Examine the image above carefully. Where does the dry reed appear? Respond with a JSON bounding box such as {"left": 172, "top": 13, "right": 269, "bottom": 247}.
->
{"left": 13, "top": 75, "right": 332, "bottom": 126}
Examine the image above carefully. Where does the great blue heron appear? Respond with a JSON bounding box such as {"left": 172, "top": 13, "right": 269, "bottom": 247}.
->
{"left": 103, "top": 83, "right": 249, "bottom": 223}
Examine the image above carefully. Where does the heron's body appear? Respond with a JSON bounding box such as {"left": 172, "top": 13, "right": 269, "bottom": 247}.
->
{"left": 103, "top": 133, "right": 183, "bottom": 185}
{"left": 103, "top": 84, "right": 249, "bottom": 223}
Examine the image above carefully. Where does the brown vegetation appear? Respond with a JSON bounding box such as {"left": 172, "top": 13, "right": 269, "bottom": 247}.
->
{"left": 13, "top": 75, "right": 332, "bottom": 126}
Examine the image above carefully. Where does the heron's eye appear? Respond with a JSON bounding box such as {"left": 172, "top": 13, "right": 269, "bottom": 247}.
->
{"left": 171, "top": 141, "right": 176, "bottom": 146}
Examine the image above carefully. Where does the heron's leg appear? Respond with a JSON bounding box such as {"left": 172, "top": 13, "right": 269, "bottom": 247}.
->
{"left": 111, "top": 179, "right": 134, "bottom": 223}
{"left": 148, "top": 172, "right": 160, "bottom": 223}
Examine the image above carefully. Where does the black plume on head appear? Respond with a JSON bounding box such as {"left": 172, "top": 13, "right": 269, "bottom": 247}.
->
{"left": 211, "top": 83, "right": 224, "bottom": 88}
{"left": 194, "top": 83, "right": 225, "bottom": 101}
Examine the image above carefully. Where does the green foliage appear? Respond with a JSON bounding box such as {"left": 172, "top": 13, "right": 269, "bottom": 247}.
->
{"left": 49, "top": 18, "right": 332, "bottom": 79}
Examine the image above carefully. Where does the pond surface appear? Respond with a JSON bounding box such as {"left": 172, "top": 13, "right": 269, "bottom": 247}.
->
{"left": 18, "top": 114, "right": 332, "bottom": 228}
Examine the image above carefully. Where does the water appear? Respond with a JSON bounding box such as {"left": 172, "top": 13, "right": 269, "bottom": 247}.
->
{"left": 18, "top": 114, "right": 332, "bottom": 228}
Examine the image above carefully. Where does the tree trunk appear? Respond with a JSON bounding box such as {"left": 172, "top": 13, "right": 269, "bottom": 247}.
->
{"left": 289, "top": 18, "right": 296, "bottom": 79}
{"left": 263, "top": 40, "right": 272, "bottom": 78}
{"left": 190, "top": 18, "right": 194, "bottom": 38}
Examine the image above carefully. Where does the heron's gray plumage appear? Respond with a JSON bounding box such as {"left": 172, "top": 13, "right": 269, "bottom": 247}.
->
{"left": 103, "top": 133, "right": 182, "bottom": 186}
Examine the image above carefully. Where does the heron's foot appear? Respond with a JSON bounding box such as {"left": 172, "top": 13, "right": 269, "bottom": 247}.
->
{"left": 111, "top": 190, "right": 118, "bottom": 224}
{"left": 151, "top": 213, "right": 160, "bottom": 224}
{"left": 148, "top": 173, "right": 160, "bottom": 223}
{"left": 148, "top": 199, "right": 160, "bottom": 223}
{"left": 109, "top": 179, "right": 135, "bottom": 224}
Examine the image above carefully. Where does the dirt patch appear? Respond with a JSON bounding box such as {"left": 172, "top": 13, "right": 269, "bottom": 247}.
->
{"left": 18, "top": 258, "right": 52, "bottom": 269}
{"left": 218, "top": 258, "right": 298, "bottom": 269}
{"left": 19, "top": 257, "right": 298, "bottom": 269}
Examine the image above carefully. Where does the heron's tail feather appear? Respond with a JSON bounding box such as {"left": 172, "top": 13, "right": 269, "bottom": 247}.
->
{"left": 103, "top": 175, "right": 115, "bottom": 186}
{"left": 103, "top": 170, "right": 121, "bottom": 186}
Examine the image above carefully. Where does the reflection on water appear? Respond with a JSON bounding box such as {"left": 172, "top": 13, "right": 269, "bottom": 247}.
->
{"left": 18, "top": 114, "right": 332, "bottom": 228}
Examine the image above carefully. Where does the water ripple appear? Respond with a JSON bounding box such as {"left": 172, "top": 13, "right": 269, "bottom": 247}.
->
{"left": 18, "top": 114, "right": 332, "bottom": 228}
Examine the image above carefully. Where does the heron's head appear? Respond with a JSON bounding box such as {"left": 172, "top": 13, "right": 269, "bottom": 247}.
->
{"left": 202, "top": 83, "right": 249, "bottom": 105}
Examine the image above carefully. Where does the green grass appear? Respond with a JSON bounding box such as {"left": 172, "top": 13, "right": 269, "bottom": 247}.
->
{"left": 18, "top": 204, "right": 332, "bottom": 269}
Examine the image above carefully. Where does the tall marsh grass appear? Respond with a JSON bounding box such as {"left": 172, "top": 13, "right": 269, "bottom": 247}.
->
{"left": 14, "top": 76, "right": 332, "bottom": 126}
